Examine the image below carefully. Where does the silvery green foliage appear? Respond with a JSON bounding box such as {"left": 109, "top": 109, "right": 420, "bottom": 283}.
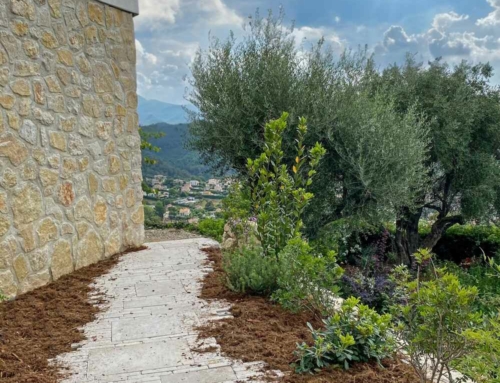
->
{"left": 188, "top": 10, "right": 431, "bottom": 234}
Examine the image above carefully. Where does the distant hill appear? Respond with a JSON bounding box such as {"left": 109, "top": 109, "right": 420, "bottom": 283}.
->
{"left": 138, "top": 96, "right": 196, "bottom": 126}
{"left": 141, "top": 122, "right": 210, "bottom": 180}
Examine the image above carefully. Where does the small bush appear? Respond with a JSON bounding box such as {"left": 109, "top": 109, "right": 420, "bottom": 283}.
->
{"left": 456, "top": 316, "right": 500, "bottom": 383}
{"left": 246, "top": 113, "right": 326, "bottom": 258}
{"left": 223, "top": 246, "right": 279, "bottom": 295}
{"left": 393, "top": 249, "right": 483, "bottom": 383}
{"left": 273, "top": 237, "right": 344, "bottom": 314}
{"left": 295, "top": 297, "right": 396, "bottom": 372}
{"left": 442, "top": 260, "right": 500, "bottom": 315}
{"left": 198, "top": 218, "right": 225, "bottom": 241}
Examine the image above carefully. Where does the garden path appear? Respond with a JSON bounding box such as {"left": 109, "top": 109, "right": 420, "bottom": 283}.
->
{"left": 57, "top": 238, "right": 274, "bottom": 383}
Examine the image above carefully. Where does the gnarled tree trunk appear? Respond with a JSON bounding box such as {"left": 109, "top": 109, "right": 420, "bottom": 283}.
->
{"left": 395, "top": 207, "right": 422, "bottom": 265}
{"left": 421, "top": 215, "right": 464, "bottom": 250}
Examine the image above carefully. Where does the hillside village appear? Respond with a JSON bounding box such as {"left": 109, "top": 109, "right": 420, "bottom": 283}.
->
{"left": 142, "top": 174, "right": 233, "bottom": 225}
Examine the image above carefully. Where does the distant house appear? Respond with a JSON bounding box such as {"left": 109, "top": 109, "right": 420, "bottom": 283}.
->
{"left": 202, "top": 191, "right": 213, "bottom": 196}
{"left": 174, "top": 179, "right": 184, "bottom": 185}
{"left": 188, "top": 217, "right": 199, "bottom": 224}
{"left": 190, "top": 180, "right": 200, "bottom": 187}
{"left": 208, "top": 179, "right": 220, "bottom": 186}
{"left": 181, "top": 184, "right": 191, "bottom": 193}
{"left": 214, "top": 185, "right": 223, "bottom": 193}
{"left": 179, "top": 208, "right": 191, "bottom": 217}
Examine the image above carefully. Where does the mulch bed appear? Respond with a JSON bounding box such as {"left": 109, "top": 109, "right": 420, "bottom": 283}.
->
{"left": 0, "top": 246, "right": 147, "bottom": 383}
{"left": 197, "top": 247, "right": 420, "bottom": 383}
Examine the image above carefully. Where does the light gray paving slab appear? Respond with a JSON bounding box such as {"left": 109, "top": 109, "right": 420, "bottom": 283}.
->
{"left": 112, "top": 314, "right": 198, "bottom": 341}
{"left": 123, "top": 295, "right": 177, "bottom": 309}
{"left": 161, "top": 366, "right": 237, "bottom": 383}
{"left": 57, "top": 238, "right": 271, "bottom": 383}
{"left": 135, "top": 279, "right": 186, "bottom": 297}
{"left": 87, "top": 339, "right": 192, "bottom": 376}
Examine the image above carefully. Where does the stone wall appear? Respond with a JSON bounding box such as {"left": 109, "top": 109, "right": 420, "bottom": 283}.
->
{"left": 0, "top": 0, "right": 144, "bottom": 298}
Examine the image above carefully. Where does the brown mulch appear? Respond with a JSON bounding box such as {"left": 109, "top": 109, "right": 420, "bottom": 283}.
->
{"left": 197, "top": 247, "right": 420, "bottom": 383}
{"left": 0, "top": 246, "right": 147, "bottom": 383}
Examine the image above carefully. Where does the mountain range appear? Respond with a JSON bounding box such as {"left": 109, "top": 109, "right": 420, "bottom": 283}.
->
{"left": 138, "top": 96, "right": 195, "bottom": 126}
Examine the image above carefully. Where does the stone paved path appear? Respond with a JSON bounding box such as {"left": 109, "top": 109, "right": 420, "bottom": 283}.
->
{"left": 57, "top": 238, "right": 275, "bottom": 383}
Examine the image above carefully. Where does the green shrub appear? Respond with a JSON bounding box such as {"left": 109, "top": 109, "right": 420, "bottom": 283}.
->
{"left": 456, "top": 316, "right": 500, "bottom": 383}
{"left": 442, "top": 260, "right": 500, "bottom": 315}
{"left": 393, "top": 249, "right": 483, "bottom": 383}
{"left": 273, "top": 237, "right": 343, "bottom": 314}
{"left": 198, "top": 218, "right": 225, "bottom": 241}
{"left": 0, "top": 289, "right": 7, "bottom": 302}
{"left": 223, "top": 246, "right": 279, "bottom": 295}
{"left": 144, "top": 205, "right": 164, "bottom": 228}
{"left": 454, "top": 256, "right": 500, "bottom": 383}
{"left": 295, "top": 297, "right": 396, "bottom": 373}
{"left": 247, "top": 112, "right": 326, "bottom": 258}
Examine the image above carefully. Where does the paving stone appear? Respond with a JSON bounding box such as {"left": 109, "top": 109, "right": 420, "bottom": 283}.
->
{"left": 112, "top": 314, "right": 198, "bottom": 342}
{"left": 87, "top": 339, "right": 192, "bottom": 376}
{"left": 135, "top": 279, "right": 185, "bottom": 297}
{"left": 161, "top": 367, "right": 237, "bottom": 383}
{"left": 123, "top": 295, "right": 177, "bottom": 309}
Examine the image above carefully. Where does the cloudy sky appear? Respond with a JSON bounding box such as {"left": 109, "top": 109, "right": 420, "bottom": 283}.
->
{"left": 133, "top": 0, "right": 500, "bottom": 105}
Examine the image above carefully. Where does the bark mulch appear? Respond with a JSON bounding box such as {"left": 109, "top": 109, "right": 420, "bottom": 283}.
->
{"left": 197, "top": 247, "right": 420, "bottom": 383}
{"left": 0, "top": 246, "right": 147, "bottom": 383}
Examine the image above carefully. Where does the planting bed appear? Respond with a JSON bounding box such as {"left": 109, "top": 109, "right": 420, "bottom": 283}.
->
{"left": 197, "top": 247, "right": 420, "bottom": 383}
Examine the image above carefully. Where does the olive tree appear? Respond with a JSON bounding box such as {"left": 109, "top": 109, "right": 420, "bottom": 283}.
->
{"left": 187, "top": 10, "right": 429, "bottom": 235}
{"left": 374, "top": 58, "right": 500, "bottom": 262}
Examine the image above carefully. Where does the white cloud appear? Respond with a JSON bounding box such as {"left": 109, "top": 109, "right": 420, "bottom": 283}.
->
{"left": 335, "top": 16, "right": 341, "bottom": 23}
{"left": 135, "top": 0, "right": 243, "bottom": 32}
{"left": 432, "top": 11, "right": 469, "bottom": 31}
{"left": 292, "top": 26, "right": 343, "bottom": 50}
{"left": 375, "top": 5, "right": 500, "bottom": 69}
{"left": 197, "top": 0, "right": 243, "bottom": 26}
{"left": 135, "top": 40, "right": 158, "bottom": 65}
{"left": 135, "top": 0, "right": 180, "bottom": 30}
{"left": 477, "top": 0, "right": 500, "bottom": 26}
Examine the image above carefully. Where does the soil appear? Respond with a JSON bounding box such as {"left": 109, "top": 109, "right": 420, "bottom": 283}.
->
{"left": 197, "top": 247, "right": 420, "bottom": 383}
{"left": 0, "top": 246, "right": 146, "bottom": 383}
{"left": 145, "top": 229, "right": 200, "bottom": 243}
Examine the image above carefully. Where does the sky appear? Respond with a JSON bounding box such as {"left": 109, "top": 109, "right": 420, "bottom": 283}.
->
{"left": 133, "top": 0, "right": 500, "bottom": 105}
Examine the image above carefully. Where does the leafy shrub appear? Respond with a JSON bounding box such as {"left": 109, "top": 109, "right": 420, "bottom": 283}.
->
{"left": 144, "top": 205, "right": 164, "bottom": 228}
{"left": 0, "top": 289, "right": 7, "bottom": 302}
{"left": 198, "top": 218, "right": 225, "bottom": 241}
{"left": 273, "top": 237, "right": 344, "bottom": 314}
{"left": 454, "top": 256, "right": 500, "bottom": 382}
{"left": 223, "top": 246, "right": 279, "bottom": 295}
{"left": 222, "top": 183, "right": 252, "bottom": 230}
{"left": 393, "top": 249, "right": 483, "bottom": 383}
{"left": 295, "top": 297, "right": 396, "bottom": 373}
{"left": 456, "top": 317, "right": 500, "bottom": 383}
{"left": 247, "top": 112, "right": 326, "bottom": 258}
{"left": 442, "top": 260, "right": 500, "bottom": 316}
